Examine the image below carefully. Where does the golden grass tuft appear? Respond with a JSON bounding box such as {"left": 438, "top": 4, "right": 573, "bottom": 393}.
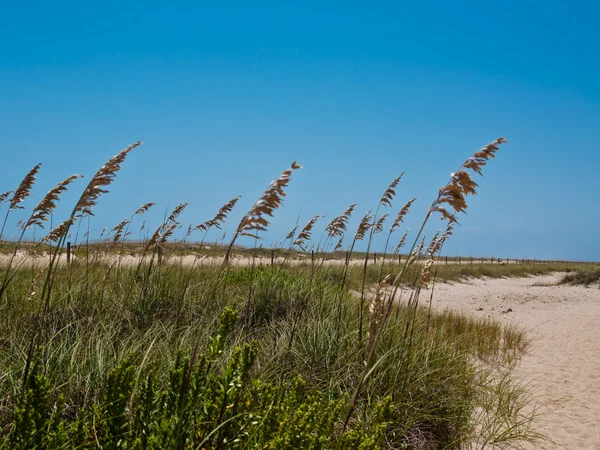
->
{"left": 354, "top": 210, "right": 373, "bottom": 242}
{"left": 110, "top": 218, "right": 130, "bottom": 245}
{"left": 235, "top": 162, "right": 302, "bottom": 240}
{"left": 134, "top": 202, "right": 155, "bottom": 216}
{"left": 293, "top": 214, "right": 323, "bottom": 251}
{"left": 195, "top": 196, "right": 241, "bottom": 232}
{"left": 74, "top": 141, "right": 142, "bottom": 217}
{"left": 167, "top": 202, "right": 190, "bottom": 224}
{"left": 434, "top": 138, "right": 506, "bottom": 223}
{"left": 43, "top": 218, "right": 75, "bottom": 243}
{"left": 373, "top": 213, "right": 388, "bottom": 235}
{"left": 0, "top": 191, "right": 13, "bottom": 205}
{"left": 326, "top": 204, "right": 356, "bottom": 238}
{"left": 26, "top": 174, "right": 82, "bottom": 229}
{"left": 9, "top": 163, "right": 42, "bottom": 211}
{"left": 379, "top": 172, "right": 404, "bottom": 207}
{"left": 394, "top": 229, "right": 410, "bottom": 254}
{"left": 366, "top": 275, "right": 390, "bottom": 357}
{"left": 390, "top": 197, "right": 417, "bottom": 233}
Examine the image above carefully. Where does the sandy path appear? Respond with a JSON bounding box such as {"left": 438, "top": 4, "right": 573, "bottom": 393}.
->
{"left": 423, "top": 274, "right": 600, "bottom": 449}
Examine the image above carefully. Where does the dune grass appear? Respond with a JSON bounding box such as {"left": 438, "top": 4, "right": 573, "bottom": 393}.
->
{"left": 0, "top": 262, "right": 534, "bottom": 448}
{"left": 0, "top": 137, "right": 545, "bottom": 448}
{"left": 559, "top": 268, "right": 600, "bottom": 286}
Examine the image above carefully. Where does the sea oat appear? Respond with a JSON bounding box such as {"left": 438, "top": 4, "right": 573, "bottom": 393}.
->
{"left": 167, "top": 202, "right": 190, "bottom": 224}
{"left": 326, "top": 204, "right": 357, "bottom": 238}
{"left": 390, "top": 198, "right": 417, "bottom": 233}
{"left": 285, "top": 225, "right": 299, "bottom": 241}
{"left": 354, "top": 211, "right": 373, "bottom": 241}
{"left": 379, "top": 173, "right": 404, "bottom": 207}
{"left": 196, "top": 196, "right": 241, "bottom": 232}
{"left": 26, "top": 174, "right": 82, "bottom": 229}
{"left": 146, "top": 225, "right": 163, "bottom": 249}
{"left": 135, "top": 202, "right": 155, "bottom": 216}
{"left": 235, "top": 162, "right": 302, "bottom": 240}
{"left": 394, "top": 229, "right": 410, "bottom": 255}
{"left": 43, "top": 218, "right": 75, "bottom": 243}
{"left": 293, "top": 214, "right": 323, "bottom": 251}
{"left": 159, "top": 222, "right": 178, "bottom": 246}
{"left": 9, "top": 163, "right": 42, "bottom": 210}
{"left": 373, "top": 214, "right": 388, "bottom": 235}
{"left": 408, "top": 234, "right": 426, "bottom": 266}
{"left": 434, "top": 138, "right": 506, "bottom": 223}
{"left": 111, "top": 218, "right": 130, "bottom": 245}
{"left": 74, "top": 141, "right": 142, "bottom": 216}
{"left": 0, "top": 191, "right": 13, "bottom": 205}
{"left": 420, "top": 258, "right": 435, "bottom": 288}
{"left": 425, "top": 230, "right": 441, "bottom": 256}
{"left": 366, "top": 275, "right": 391, "bottom": 356}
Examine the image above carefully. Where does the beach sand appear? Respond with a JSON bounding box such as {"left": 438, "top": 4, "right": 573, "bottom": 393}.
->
{"left": 422, "top": 274, "right": 600, "bottom": 449}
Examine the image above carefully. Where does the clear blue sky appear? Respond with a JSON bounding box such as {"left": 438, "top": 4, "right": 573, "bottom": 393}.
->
{"left": 1, "top": 1, "right": 599, "bottom": 261}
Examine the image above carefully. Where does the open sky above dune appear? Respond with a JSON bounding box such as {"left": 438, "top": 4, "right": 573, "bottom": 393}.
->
{"left": 1, "top": 1, "right": 599, "bottom": 261}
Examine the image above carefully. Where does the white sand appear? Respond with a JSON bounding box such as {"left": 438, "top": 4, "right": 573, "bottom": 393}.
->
{"left": 422, "top": 274, "right": 600, "bottom": 449}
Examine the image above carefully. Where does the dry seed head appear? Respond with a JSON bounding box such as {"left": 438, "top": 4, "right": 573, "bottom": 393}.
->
{"left": 184, "top": 224, "right": 193, "bottom": 239}
{"left": 167, "top": 202, "right": 190, "bottom": 224}
{"left": 159, "top": 222, "right": 178, "bottom": 246}
{"left": 435, "top": 138, "right": 506, "bottom": 224}
{"left": 0, "top": 191, "right": 13, "bottom": 205}
{"left": 197, "top": 196, "right": 242, "bottom": 232}
{"left": 379, "top": 173, "right": 404, "bottom": 207}
{"left": 147, "top": 225, "right": 163, "bottom": 249}
{"left": 135, "top": 202, "right": 155, "bottom": 216}
{"left": 75, "top": 141, "right": 142, "bottom": 216}
{"left": 10, "top": 163, "right": 42, "bottom": 210}
{"left": 354, "top": 211, "right": 373, "bottom": 241}
{"left": 111, "top": 218, "right": 130, "bottom": 245}
{"left": 366, "top": 275, "right": 391, "bottom": 356}
{"left": 294, "top": 214, "right": 323, "bottom": 251}
{"left": 334, "top": 236, "right": 344, "bottom": 251}
{"left": 26, "top": 174, "right": 82, "bottom": 229}
{"left": 236, "top": 162, "right": 302, "bottom": 239}
{"left": 426, "top": 230, "right": 441, "bottom": 256}
{"left": 420, "top": 258, "right": 435, "bottom": 288}
{"left": 408, "top": 234, "right": 427, "bottom": 266}
{"left": 326, "top": 204, "right": 357, "bottom": 238}
{"left": 463, "top": 137, "right": 506, "bottom": 175}
{"left": 394, "top": 229, "right": 410, "bottom": 254}
{"left": 43, "top": 218, "right": 75, "bottom": 243}
{"left": 390, "top": 198, "right": 417, "bottom": 233}
{"left": 373, "top": 214, "right": 388, "bottom": 235}
{"left": 285, "top": 225, "right": 299, "bottom": 241}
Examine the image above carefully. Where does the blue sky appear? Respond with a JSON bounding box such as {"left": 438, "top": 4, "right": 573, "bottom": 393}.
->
{"left": 1, "top": 1, "right": 599, "bottom": 261}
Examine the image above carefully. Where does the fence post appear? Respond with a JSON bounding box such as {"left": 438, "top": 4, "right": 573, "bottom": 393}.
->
{"left": 373, "top": 253, "right": 377, "bottom": 264}
{"left": 66, "top": 241, "right": 71, "bottom": 264}
{"left": 445, "top": 255, "right": 448, "bottom": 264}
{"left": 271, "top": 249, "right": 274, "bottom": 266}
{"left": 157, "top": 246, "right": 163, "bottom": 264}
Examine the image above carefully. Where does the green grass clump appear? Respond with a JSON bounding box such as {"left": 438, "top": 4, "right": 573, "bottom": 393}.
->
{"left": 559, "top": 268, "right": 600, "bottom": 286}
{"left": 0, "top": 262, "right": 534, "bottom": 448}
{"left": 8, "top": 309, "right": 390, "bottom": 449}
